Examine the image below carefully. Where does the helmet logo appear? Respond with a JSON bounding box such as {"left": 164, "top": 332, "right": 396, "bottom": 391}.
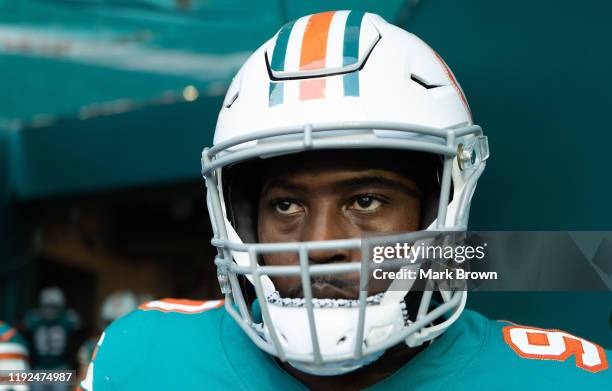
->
{"left": 268, "top": 11, "right": 371, "bottom": 106}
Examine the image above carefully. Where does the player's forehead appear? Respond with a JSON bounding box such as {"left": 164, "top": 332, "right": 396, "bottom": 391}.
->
{"left": 259, "top": 150, "right": 425, "bottom": 190}
{"left": 261, "top": 169, "right": 420, "bottom": 198}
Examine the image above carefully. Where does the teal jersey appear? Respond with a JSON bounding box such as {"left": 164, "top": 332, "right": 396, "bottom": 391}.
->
{"left": 0, "top": 321, "right": 28, "bottom": 346}
{"left": 24, "top": 308, "right": 80, "bottom": 369}
{"left": 0, "top": 320, "right": 29, "bottom": 371}
{"left": 80, "top": 299, "right": 610, "bottom": 391}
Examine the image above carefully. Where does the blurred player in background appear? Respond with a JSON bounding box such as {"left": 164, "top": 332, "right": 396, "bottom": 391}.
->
{"left": 76, "top": 291, "right": 137, "bottom": 385}
{"left": 23, "top": 287, "right": 79, "bottom": 377}
{"left": 0, "top": 321, "right": 29, "bottom": 391}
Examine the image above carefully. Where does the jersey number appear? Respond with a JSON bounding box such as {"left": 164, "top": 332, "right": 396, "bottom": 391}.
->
{"left": 34, "top": 325, "right": 67, "bottom": 356}
{"left": 503, "top": 325, "right": 608, "bottom": 373}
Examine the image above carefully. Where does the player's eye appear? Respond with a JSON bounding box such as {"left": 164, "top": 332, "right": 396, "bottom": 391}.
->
{"left": 348, "top": 195, "right": 384, "bottom": 212}
{"left": 273, "top": 200, "right": 303, "bottom": 215}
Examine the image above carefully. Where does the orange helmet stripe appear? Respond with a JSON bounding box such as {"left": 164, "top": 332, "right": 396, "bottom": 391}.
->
{"left": 299, "top": 11, "right": 335, "bottom": 100}
{"left": 300, "top": 11, "right": 335, "bottom": 71}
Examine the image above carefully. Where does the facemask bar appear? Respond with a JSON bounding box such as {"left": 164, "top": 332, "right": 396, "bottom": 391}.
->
{"left": 213, "top": 229, "right": 465, "bottom": 362}
{"left": 202, "top": 121, "right": 486, "bottom": 367}
{"left": 204, "top": 121, "right": 482, "bottom": 174}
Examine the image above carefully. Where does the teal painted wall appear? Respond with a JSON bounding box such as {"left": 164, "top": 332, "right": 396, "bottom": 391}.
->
{"left": 9, "top": 96, "right": 220, "bottom": 199}
{"left": 0, "top": 126, "right": 36, "bottom": 323}
{"left": 404, "top": 0, "right": 612, "bottom": 347}
{"left": 406, "top": 0, "right": 612, "bottom": 230}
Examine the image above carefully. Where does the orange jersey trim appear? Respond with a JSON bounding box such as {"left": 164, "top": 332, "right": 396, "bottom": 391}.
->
{"left": 138, "top": 298, "right": 224, "bottom": 314}
{"left": 0, "top": 327, "right": 16, "bottom": 342}
{"left": 91, "top": 345, "right": 99, "bottom": 361}
{"left": 0, "top": 353, "right": 28, "bottom": 360}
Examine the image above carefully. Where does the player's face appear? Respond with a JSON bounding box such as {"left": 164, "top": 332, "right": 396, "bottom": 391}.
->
{"left": 257, "top": 160, "right": 422, "bottom": 299}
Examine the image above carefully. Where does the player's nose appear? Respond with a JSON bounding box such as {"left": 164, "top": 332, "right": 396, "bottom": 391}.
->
{"left": 302, "top": 204, "right": 353, "bottom": 264}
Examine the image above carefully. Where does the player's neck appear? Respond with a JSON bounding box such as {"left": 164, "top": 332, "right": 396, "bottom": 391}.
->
{"left": 279, "top": 343, "right": 427, "bottom": 391}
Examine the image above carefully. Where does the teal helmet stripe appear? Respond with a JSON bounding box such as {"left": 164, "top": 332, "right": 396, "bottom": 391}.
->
{"left": 268, "top": 81, "right": 283, "bottom": 107}
{"left": 268, "top": 20, "right": 296, "bottom": 106}
{"left": 342, "top": 11, "right": 365, "bottom": 97}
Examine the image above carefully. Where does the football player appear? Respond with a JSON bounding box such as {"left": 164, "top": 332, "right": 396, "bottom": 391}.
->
{"left": 0, "top": 321, "right": 29, "bottom": 391}
{"left": 76, "top": 291, "right": 138, "bottom": 386}
{"left": 24, "top": 287, "right": 80, "bottom": 372}
{"left": 80, "top": 11, "right": 610, "bottom": 390}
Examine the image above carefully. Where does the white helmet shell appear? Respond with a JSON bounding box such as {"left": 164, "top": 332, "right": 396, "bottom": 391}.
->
{"left": 39, "top": 286, "right": 65, "bottom": 308}
{"left": 215, "top": 11, "right": 471, "bottom": 145}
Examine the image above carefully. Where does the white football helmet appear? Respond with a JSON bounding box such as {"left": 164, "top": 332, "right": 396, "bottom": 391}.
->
{"left": 202, "top": 10, "right": 489, "bottom": 376}
{"left": 40, "top": 286, "right": 65, "bottom": 308}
